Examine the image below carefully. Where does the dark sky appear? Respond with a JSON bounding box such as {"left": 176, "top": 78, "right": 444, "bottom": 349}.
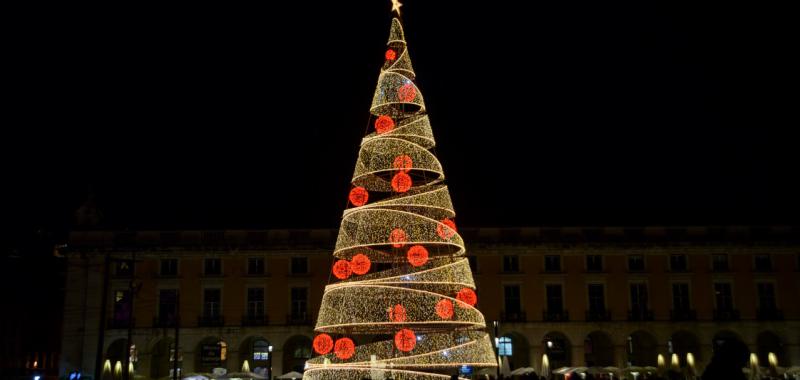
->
{"left": 6, "top": 1, "right": 797, "bottom": 237}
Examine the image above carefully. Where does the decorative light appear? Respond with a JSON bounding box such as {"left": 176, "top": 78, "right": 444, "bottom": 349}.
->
{"left": 392, "top": 154, "right": 413, "bottom": 173}
{"left": 395, "top": 328, "right": 417, "bottom": 352}
{"left": 435, "top": 299, "right": 454, "bottom": 319}
{"left": 390, "top": 0, "right": 402, "bottom": 16}
{"left": 436, "top": 218, "right": 457, "bottom": 240}
{"left": 349, "top": 186, "right": 369, "bottom": 206}
{"left": 391, "top": 172, "right": 412, "bottom": 193}
{"left": 397, "top": 82, "right": 417, "bottom": 102}
{"left": 385, "top": 49, "right": 397, "bottom": 61}
{"left": 313, "top": 334, "right": 334, "bottom": 355}
{"left": 375, "top": 115, "right": 395, "bottom": 134}
{"left": 334, "top": 338, "right": 356, "bottom": 360}
{"left": 332, "top": 260, "right": 352, "bottom": 280}
{"left": 456, "top": 288, "right": 477, "bottom": 307}
{"left": 350, "top": 253, "right": 371, "bottom": 275}
{"left": 407, "top": 245, "right": 429, "bottom": 267}
{"left": 388, "top": 304, "right": 407, "bottom": 322}
{"left": 389, "top": 228, "right": 407, "bottom": 248}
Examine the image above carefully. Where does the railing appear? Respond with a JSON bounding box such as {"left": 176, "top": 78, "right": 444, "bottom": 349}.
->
{"left": 198, "top": 315, "right": 225, "bottom": 327}
{"left": 628, "top": 309, "right": 654, "bottom": 321}
{"left": 242, "top": 314, "right": 269, "bottom": 326}
{"left": 585, "top": 309, "right": 611, "bottom": 322}
{"left": 713, "top": 309, "right": 740, "bottom": 321}
{"left": 152, "top": 316, "right": 177, "bottom": 328}
{"left": 286, "top": 313, "right": 314, "bottom": 325}
{"left": 757, "top": 308, "right": 784, "bottom": 321}
{"left": 500, "top": 311, "right": 527, "bottom": 323}
{"left": 543, "top": 310, "right": 569, "bottom": 322}
{"left": 670, "top": 309, "right": 697, "bottom": 321}
{"left": 107, "top": 318, "right": 135, "bottom": 329}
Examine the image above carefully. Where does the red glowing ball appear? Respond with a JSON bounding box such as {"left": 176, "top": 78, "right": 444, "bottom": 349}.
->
{"left": 407, "top": 245, "right": 429, "bottom": 267}
{"left": 389, "top": 228, "right": 407, "bottom": 248}
{"left": 348, "top": 186, "right": 369, "bottom": 206}
{"left": 388, "top": 304, "right": 407, "bottom": 322}
{"left": 436, "top": 218, "right": 457, "bottom": 240}
{"left": 375, "top": 115, "right": 395, "bottom": 134}
{"left": 397, "top": 82, "right": 417, "bottom": 102}
{"left": 456, "top": 288, "right": 477, "bottom": 308}
{"left": 391, "top": 172, "right": 412, "bottom": 193}
{"left": 313, "top": 333, "right": 334, "bottom": 355}
{"left": 435, "top": 298, "right": 454, "bottom": 319}
{"left": 385, "top": 49, "right": 397, "bottom": 61}
{"left": 334, "top": 337, "right": 355, "bottom": 360}
{"left": 392, "top": 154, "right": 413, "bottom": 173}
{"left": 332, "top": 259, "right": 352, "bottom": 280}
{"left": 350, "top": 253, "right": 371, "bottom": 275}
{"left": 394, "top": 328, "right": 417, "bottom": 352}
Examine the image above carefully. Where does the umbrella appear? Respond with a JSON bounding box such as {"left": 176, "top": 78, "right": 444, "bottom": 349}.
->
{"left": 500, "top": 356, "right": 512, "bottom": 377}
{"left": 511, "top": 367, "right": 537, "bottom": 376}
{"left": 222, "top": 372, "right": 266, "bottom": 379}
{"left": 182, "top": 375, "right": 210, "bottom": 380}
{"left": 540, "top": 354, "right": 550, "bottom": 379}
{"left": 552, "top": 367, "right": 572, "bottom": 375}
{"left": 277, "top": 371, "right": 304, "bottom": 379}
{"left": 748, "top": 353, "right": 760, "bottom": 380}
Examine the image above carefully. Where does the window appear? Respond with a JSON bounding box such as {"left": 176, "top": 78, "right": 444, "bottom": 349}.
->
{"left": 754, "top": 255, "right": 772, "bottom": 272}
{"left": 253, "top": 340, "right": 271, "bottom": 361}
{"left": 714, "top": 283, "right": 733, "bottom": 311}
{"left": 504, "top": 285, "right": 521, "bottom": 314}
{"left": 544, "top": 255, "right": 561, "bottom": 272}
{"left": 290, "top": 287, "right": 308, "bottom": 317}
{"left": 113, "top": 290, "right": 131, "bottom": 322}
{"left": 498, "top": 337, "right": 513, "bottom": 357}
{"left": 247, "top": 288, "right": 265, "bottom": 318}
{"left": 158, "top": 289, "right": 178, "bottom": 322}
{"left": 160, "top": 259, "right": 178, "bottom": 276}
{"left": 628, "top": 255, "right": 645, "bottom": 271}
{"left": 248, "top": 258, "right": 265, "bottom": 275}
{"left": 672, "top": 283, "right": 690, "bottom": 311}
{"left": 203, "top": 288, "right": 221, "bottom": 317}
{"left": 114, "top": 260, "right": 133, "bottom": 277}
{"left": 586, "top": 255, "right": 603, "bottom": 272}
{"left": 291, "top": 257, "right": 308, "bottom": 274}
{"left": 503, "top": 255, "right": 519, "bottom": 273}
{"left": 204, "top": 258, "right": 222, "bottom": 276}
{"left": 630, "top": 283, "right": 648, "bottom": 311}
{"left": 467, "top": 256, "right": 478, "bottom": 273}
{"left": 546, "top": 284, "right": 563, "bottom": 312}
{"left": 670, "top": 255, "right": 688, "bottom": 272}
{"left": 587, "top": 284, "right": 605, "bottom": 312}
{"left": 711, "top": 254, "right": 729, "bottom": 272}
{"left": 757, "top": 283, "right": 776, "bottom": 310}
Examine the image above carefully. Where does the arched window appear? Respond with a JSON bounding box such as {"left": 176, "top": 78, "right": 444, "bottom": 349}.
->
{"left": 498, "top": 337, "right": 513, "bottom": 357}
{"left": 254, "top": 340, "right": 271, "bottom": 361}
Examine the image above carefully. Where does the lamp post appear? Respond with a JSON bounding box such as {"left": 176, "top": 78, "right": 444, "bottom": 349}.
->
{"left": 268, "top": 345, "right": 273, "bottom": 380}
{"left": 493, "top": 320, "right": 500, "bottom": 380}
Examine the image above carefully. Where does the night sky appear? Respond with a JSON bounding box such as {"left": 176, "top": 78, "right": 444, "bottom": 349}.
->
{"left": 6, "top": 1, "right": 797, "bottom": 240}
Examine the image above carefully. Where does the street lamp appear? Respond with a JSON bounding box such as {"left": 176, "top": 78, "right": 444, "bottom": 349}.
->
{"left": 493, "top": 320, "right": 500, "bottom": 380}
{"left": 268, "top": 345, "right": 274, "bottom": 380}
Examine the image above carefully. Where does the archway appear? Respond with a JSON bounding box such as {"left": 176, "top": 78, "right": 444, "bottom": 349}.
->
{"left": 670, "top": 330, "right": 701, "bottom": 366}
{"left": 756, "top": 331, "right": 787, "bottom": 366}
{"left": 585, "top": 331, "right": 614, "bottom": 367}
{"left": 499, "top": 332, "right": 530, "bottom": 370}
{"left": 106, "top": 338, "right": 128, "bottom": 364}
{"left": 543, "top": 332, "right": 571, "bottom": 369}
{"left": 712, "top": 330, "right": 748, "bottom": 369}
{"left": 628, "top": 331, "right": 658, "bottom": 366}
{"left": 196, "top": 337, "right": 227, "bottom": 373}
{"left": 240, "top": 337, "right": 273, "bottom": 372}
{"left": 150, "top": 337, "right": 181, "bottom": 379}
{"left": 282, "top": 335, "right": 312, "bottom": 374}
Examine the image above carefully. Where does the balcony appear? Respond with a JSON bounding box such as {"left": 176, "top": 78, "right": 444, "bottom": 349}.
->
{"left": 198, "top": 315, "right": 225, "bottom": 327}
{"left": 242, "top": 314, "right": 269, "bottom": 326}
{"left": 585, "top": 309, "right": 612, "bottom": 322}
{"left": 713, "top": 309, "right": 741, "bottom": 321}
{"left": 542, "top": 310, "right": 569, "bottom": 322}
{"left": 757, "top": 308, "right": 784, "bottom": 321}
{"left": 500, "top": 311, "right": 527, "bottom": 323}
{"left": 107, "top": 318, "right": 135, "bottom": 329}
{"left": 628, "top": 309, "right": 654, "bottom": 321}
{"left": 670, "top": 309, "right": 697, "bottom": 321}
{"left": 286, "top": 313, "right": 314, "bottom": 325}
{"left": 153, "top": 316, "right": 177, "bottom": 328}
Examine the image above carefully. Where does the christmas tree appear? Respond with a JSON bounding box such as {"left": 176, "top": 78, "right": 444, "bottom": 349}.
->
{"left": 305, "top": 4, "right": 497, "bottom": 380}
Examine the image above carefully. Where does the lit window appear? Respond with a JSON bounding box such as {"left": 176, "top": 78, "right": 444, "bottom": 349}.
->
{"left": 498, "top": 337, "right": 513, "bottom": 356}
{"left": 219, "top": 341, "right": 227, "bottom": 361}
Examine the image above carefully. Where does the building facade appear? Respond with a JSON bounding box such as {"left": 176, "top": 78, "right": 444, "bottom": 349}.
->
{"left": 59, "top": 226, "right": 800, "bottom": 378}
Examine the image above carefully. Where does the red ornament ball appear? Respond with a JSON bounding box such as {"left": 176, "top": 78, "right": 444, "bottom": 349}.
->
{"left": 389, "top": 228, "right": 407, "bottom": 248}
{"left": 313, "top": 333, "right": 334, "bottom": 355}
{"left": 391, "top": 172, "right": 412, "bottom": 193}
{"left": 456, "top": 288, "right": 477, "bottom": 308}
{"left": 392, "top": 154, "right": 413, "bottom": 173}
{"left": 332, "top": 259, "right": 352, "bottom": 280}
{"left": 349, "top": 186, "right": 369, "bottom": 206}
{"left": 350, "top": 253, "right": 371, "bottom": 275}
{"left": 375, "top": 115, "right": 395, "bottom": 134}
{"left": 388, "top": 304, "right": 407, "bottom": 322}
{"left": 435, "top": 299, "right": 454, "bottom": 319}
{"left": 397, "top": 82, "right": 417, "bottom": 102}
{"left": 394, "top": 328, "right": 417, "bottom": 352}
{"left": 407, "top": 245, "right": 429, "bottom": 267}
{"left": 436, "top": 218, "right": 457, "bottom": 240}
{"left": 334, "top": 337, "right": 355, "bottom": 360}
{"left": 385, "top": 49, "right": 397, "bottom": 61}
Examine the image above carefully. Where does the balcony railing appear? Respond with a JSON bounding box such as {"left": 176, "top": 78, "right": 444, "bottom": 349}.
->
{"left": 500, "top": 311, "right": 527, "bottom": 323}
{"left": 670, "top": 309, "right": 697, "bottom": 321}
{"left": 543, "top": 310, "right": 569, "bottom": 322}
{"left": 713, "top": 309, "right": 740, "bottom": 321}
{"left": 242, "top": 314, "right": 269, "bottom": 326}
{"left": 198, "top": 315, "right": 225, "bottom": 327}
{"left": 757, "top": 308, "right": 784, "bottom": 321}
{"left": 628, "top": 309, "right": 654, "bottom": 321}
{"left": 107, "top": 318, "right": 135, "bottom": 329}
{"left": 153, "top": 316, "right": 177, "bottom": 328}
{"left": 585, "top": 309, "right": 611, "bottom": 322}
{"left": 286, "top": 313, "right": 314, "bottom": 325}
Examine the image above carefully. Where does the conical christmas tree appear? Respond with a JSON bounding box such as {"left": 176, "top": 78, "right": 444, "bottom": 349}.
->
{"left": 305, "top": 10, "right": 497, "bottom": 380}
